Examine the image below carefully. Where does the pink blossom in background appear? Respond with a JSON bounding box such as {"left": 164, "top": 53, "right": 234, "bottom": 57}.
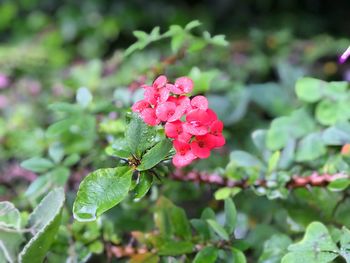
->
{"left": 0, "top": 95, "right": 9, "bottom": 109}
{"left": 0, "top": 74, "right": 9, "bottom": 89}
{"left": 339, "top": 46, "right": 350, "bottom": 64}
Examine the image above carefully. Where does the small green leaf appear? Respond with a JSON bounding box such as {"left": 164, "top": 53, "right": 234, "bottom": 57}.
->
{"left": 268, "top": 151, "right": 280, "bottom": 172}
{"left": 185, "top": 20, "right": 201, "bottom": 31}
{"left": 73, "top": 167, "right": 133, "bottom": 222}
{"left": 189, "top": 67, "right": 218, "bottom": 95}
{"left": 157, "top": 240, "right": 194, "bottom": 256}
{"left": 137, "top": 139, "right": 172, "bottom": 171}
{"left": 0, "top": 202, "right": 21, "bottom": 229}
{"left": 170, "top": 206, "right": 192, "bottom": 240}
{"left": 76, "top": 87, "right": 93, "bottom": 108}
{"left": 230, "top": 151, "right": 263, "bottom": 168}
{"left": 207, "top": 219, "right": 229, "bottom": 241}
{"left": 215, "top": 187, "right": 241, "bottom": 200}
{"left": 48, "top": 143, "right": 64, "bottom": 164}
{"left": 62, "top": 154, "right": 80, "bottom": 167}
{"left": 295, "top": 133, "right": 326, "bottom": 162}
{"left": 295, "top": 77, "right": 326, "bottom": 103}
{"left": 0, "top": 228, "right": 24, "bottom": 263}
{"left": 18, "top": 188, "right": 65, "bottom": 263}
{"left": 193, "top": 246, "right": 218, "bottom": 263}
{"left": 232, "top": 248, "right": 247, "bottom": 263}
{"left": 21, "top": 157, "right": 54, "bottom": 173}
{"left": 328, "top": 178, "right": 350, "bottom": 192}
{"left": 106, "top": 140, "right": 131, "bottom": 159}
{"left": 126, "top": 114, "right": 157, "bottom": 157}
{"left": 316, "top": 100, "right": 341, "bottom": 126}
{"left": 322, "top": 122, "right": 350, "bottom": 146}
{"left": 134, "top": 172, "right": 153, "bottom": 199}
{"left": 258, "top": 234, "right": 292, "bottom": 263}
{"left": 224, "top": 198, "right": 237, "bottom": 234}
{"left": 281, "top": 222, "right": 338, "bottom": 263}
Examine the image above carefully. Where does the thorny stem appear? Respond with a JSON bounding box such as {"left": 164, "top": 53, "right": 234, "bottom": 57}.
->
{"left": 170, "top": 170, "right": 349, "bottom": 190}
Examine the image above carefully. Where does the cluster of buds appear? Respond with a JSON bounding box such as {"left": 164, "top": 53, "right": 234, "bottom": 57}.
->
{"left": 132, "top": 75, "right": 225, "bottom": 167}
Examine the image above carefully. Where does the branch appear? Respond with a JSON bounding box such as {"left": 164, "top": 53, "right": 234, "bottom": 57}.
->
{"left": 170, "top": 170, "right": 348, "bottom": 189}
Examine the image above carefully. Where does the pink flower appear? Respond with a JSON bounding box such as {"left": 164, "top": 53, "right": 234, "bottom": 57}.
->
{"left": 170, "top": 77, "right": 193, "bottom": 94}
{"left": 0, "top": 74, "right": 9, "bottom": 89}
{"left": 165, "top": 120, "right": 191, "bottom": 143}
{"left": 153, "top": 75, "right": 168, "bottom": 89}
{"left": 183, "top": 109, "right": 216, "bottom": 135}
{"left": 172, "top": 140, "right": 197, "bottom": 167}
{"left": 166, "top": 96, "right": 191, "bottom": 122}
{"left": 190, "top": 95, "right": 208, "bottom": 111}
{"left": 132, "top": 100, "right": 151, "bottom": 113}
{"left": 140, "top": 108, "right": 160, "bottom": 126}
{"left": 208, "top": 120, "right": 226, "bottom": 147}
{"left": 156, "top": 101, "right": 177, "bottom": 122}
{"left": 190, "top": 135, "right": 215, "bottom": 159}
{"left": 143, "top": 85, "right": 170, "bottom": 106}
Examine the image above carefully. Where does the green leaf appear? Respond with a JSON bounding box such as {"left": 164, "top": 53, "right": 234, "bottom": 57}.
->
{"left": 207, "top": 219, "right": 229, "bottom": 241}
{"left": 62, "top": 153, "right": 80, "bottom": 167}
{"left": 281, "top": 222, "right": 338, "bottom": 263}
{"left": 73, "top": 167, "right": 133, "bottom": 222}
{"left": 48, "top": 102, "right": 82, "bottom": 113}
{"left": 0, "top": 228, "right": 24, "bottom": 263}
{"left": 185, "top": 20, "right": 201, "bottom": 31}
{"left": 266, "top": 109, "right": 315, "bottom": 150}
{"left": 76, "top": 87, "right": 93, "bottom": 108}
{"left": 316, "top": 100, "right": 341, "bottom": 126}
{"left": 295, "top": 77, "right": 326, "bottom": 103}
{"left": 328, "top": 178, "right": 350, "bottom": 192}
{"left": 224, "top": 198, "right": 237, "bottom": 234}
{"left": 157, "top": 240, "right": 194, "bottom": 256}
{"left": 21, "top": 157, "right": 55, "bottom": 173}
{"left": 189, "top": 67, "right": 218, "bottom": 95}
{"left": 18, "top": 188, "right": 65, "bottom": 263}
{"left": 106, "top": 140, "right": 131, "bottom": 159}
{"left": 214, "top": 187, "right": 241, "bottom": 200}
{"left": 193, "top": 246, "right": 218, "bottom": 263}
{"left": 340, "top": 227, "right": 350, "bottom": 262}
{"left": 170, "top": 206, "right": 192, "bottom": 240}
{"left": 295, "top": 133, "right": 326, "bottom": 162}
{"left": 230, "top": 151, "right": 263, "bottom": 168}
{"left": 232, "top": 247, "right": 247, "bottom": 263}
{"left": 137, "top": 139, "right": 172, "bottom": 171}
{"left": 322, "top": 122, "right": 350, "bottom": 146}
{"left": 125, "top": 114, "right": 157, "bottom": 157}
{"left": 258, "top": 234, "right": 292, "bottom": 263}
{"left": 268, "top": 151, "right": 280, "bottom": 172}
{"left": 48, "top": 143, "right": 64, "bottom": 164}
{"left": 0, "top": 202, "right": 21, "bottom": 229}
{"left": 134, "top": 172, "right": 153, "bottom": 199}
{"left": 191, "top": 219, "right": 211, "bottom": 241}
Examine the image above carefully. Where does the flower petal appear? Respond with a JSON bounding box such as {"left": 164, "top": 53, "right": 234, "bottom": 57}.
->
{"left": 191, "top": 96, "right": 208, "bottom": 110}
{"left": 140, "top": 108, "right": 160, "bottom": 126}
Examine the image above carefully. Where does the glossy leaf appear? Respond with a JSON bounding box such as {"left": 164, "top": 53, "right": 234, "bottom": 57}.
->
{"left": 18, "top": 188, "right": 65, "bottom": 263}
{"left": 73, "top": 167, "right": 133, "bottom": 222}
{"left": 137, "top": 139, "right": 172, "bottom": 171}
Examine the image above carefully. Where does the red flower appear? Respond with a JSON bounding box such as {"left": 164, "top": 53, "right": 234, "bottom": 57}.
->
{"left": 208, "top": 120, "right": 226, "bottom": 147}
{"left": 170, "top": 77, "right": 193, "bottom": 94}
{"left": 172, "top": 140, "right": 197, "bottom": 167}
{"left": 190, "top": 134, "right": 215, "bottom": 159}
{"left": 166, "top": 96, "right": 191, "bottom": 122}
{"left": 165, "top": 120, "right": 191, "bottom": 143}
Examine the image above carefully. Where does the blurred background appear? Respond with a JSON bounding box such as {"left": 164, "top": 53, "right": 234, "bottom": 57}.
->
{"left": 0, "top": 0, "right": 350, "bottom": 261}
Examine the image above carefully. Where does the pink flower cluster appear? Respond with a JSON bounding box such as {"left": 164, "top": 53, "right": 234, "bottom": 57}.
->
{"left": 132, "top": 75, "right": 225, "bottom": 168}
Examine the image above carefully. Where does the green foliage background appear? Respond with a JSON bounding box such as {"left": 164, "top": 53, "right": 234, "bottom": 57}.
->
{"left": 0, "top": 0, "right": 350, "bottom": 262}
